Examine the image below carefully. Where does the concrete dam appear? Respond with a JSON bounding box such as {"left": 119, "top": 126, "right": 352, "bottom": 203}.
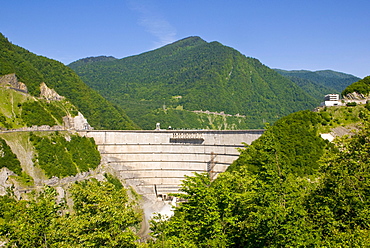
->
{"left": 79, "top": 130, "right": 264, "bottom": 199}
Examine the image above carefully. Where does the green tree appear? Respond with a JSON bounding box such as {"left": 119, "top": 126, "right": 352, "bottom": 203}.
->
{"left": 342, "top": 75, "right": 370, "bottom": 96}
{"left": 230, "top": 110, "right": 327, "bottom": 176}
{"left": 0, "top": 177, "right": 142, "bottom": 247}
{"left": 0, "top": 186, "right": 63, "bottom": 247}
{"left": 149, "top": 110, "right": 370, "bottom": 247}
{"left": 55, "top": 179, "right": 141, "bottom": 247}
{"left": 0, "top": 138, "right": 22, "bottom": 175}
{"left": 150, "top": 173, "right": 232, "bottom": 247}
{"left": 305, "top": 112, "right": 370, "bottom": 246}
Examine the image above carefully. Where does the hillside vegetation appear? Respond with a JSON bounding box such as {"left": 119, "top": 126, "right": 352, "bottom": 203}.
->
{"left": 0, "top": 177, "right": 142, "bottom": 247}
{"left": 149, "top": 105, "right": 370, "bottom": 247}
{"left": 275, "top": 69, "right": 360, "bottom": 100}
{"left": 29, "top": 131, "right": 101, "bottom": 178}
{"left": 1, "top": 102, "right": 369, "bottom": 246}
{"left": 69, "top": 36, "right": 319, "bottom": 129}
{"left": 0, "top": 32, "right": 368, "bottom": 246}
{"left": 342, "top": 75, "right": 370, "bottom": 96}
{"left": 0, "top": 33, "right": 138, "bottom": 130}
{"left": 0, "top": 131, "right": 101, "bottom": 180}
{"left": 0, "top": 86, "right": 78, "bottom": 129}
{"left": 0, "top": 138, "right": 22, "bottom": 176}
{"left": 0, "top": 33, "right": 145, "bottom": 246}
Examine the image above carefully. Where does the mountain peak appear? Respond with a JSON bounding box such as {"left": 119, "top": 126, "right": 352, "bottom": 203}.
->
{"left": 70, "top": 37, "right": 319, "bottom": 129}
{"left": 164, "top": 36, "right": 207, "bottom": 49}
{"left": 72, "top": 56, "right": 117, "bottom": 64}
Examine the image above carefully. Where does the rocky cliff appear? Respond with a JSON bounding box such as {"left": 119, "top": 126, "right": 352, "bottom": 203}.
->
{"left": 0, "top": 73, "right": 28, "bottom": 93}
{"left": 39, "top": 82, "right": 64, "bottom": 101}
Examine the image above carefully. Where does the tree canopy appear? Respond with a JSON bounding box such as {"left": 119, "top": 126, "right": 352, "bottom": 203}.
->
{"left": 0, "top": 176, "right": 142, "bottom": 247}
{"left": 342, "top": 76, "right": 370, "bottom": 96}
{"left": 149, "top": 109, "right": 370, "bottom": 247}
{"left": 69, "top": 36, "right": 319, "bottom": 129}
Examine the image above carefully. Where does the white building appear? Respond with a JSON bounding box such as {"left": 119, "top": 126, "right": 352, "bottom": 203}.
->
{"left": 324, "top": 94, "right": 339, "bottom": 101}
{"left": 320, "top": 94, "right": 342, "bottom": 107}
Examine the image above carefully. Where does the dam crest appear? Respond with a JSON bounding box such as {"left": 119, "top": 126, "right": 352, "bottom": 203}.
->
{"left": 79, "top": 129, "right": 264, "bottom": 200}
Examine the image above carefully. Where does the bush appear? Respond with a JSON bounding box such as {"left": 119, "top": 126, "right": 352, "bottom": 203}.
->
{"left": 346, "top": 102, "right": 357, "bottom": 107}
{"left": 0, "top": 138, "right": 22, "bottom": 175}
{"left": 30, "top": 132, "right": 100, "bottom": 178}
{"left": 365, "top": 101, "right": 370, "bottom": 111}
{"left": 21, "top": 101, "right": 56, "bottom": 127}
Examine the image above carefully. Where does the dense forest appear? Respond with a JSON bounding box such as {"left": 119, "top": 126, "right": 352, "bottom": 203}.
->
{"left": 275, "top": 69, "right": 359, "bottom": 92}
{"left": 342, "top": 76, "right": 370, "bottom": 96}
{"left": 0, "top": 138, "right": 22, "bottom": 175}
{"left": 148, "top": 106, "right": 370, "bottom": 247}
{"left": 69, "top": 36, "right": 320, "bottom": 129}
{"left": 274, "top": 69, "right": 359, "bottom": 101}
{"left": 0, "top": 176, "right": 142, "bottom": 247}
{"left": 0, "top": 32, "right": 369, "bottom": 246}
{"left": 0, "top": 32, "right": 138, "bottom": 130}
{"left": 29, "top": 131, "right": 101, "bottom": 178}
{"left": 1, "top": 103, "right": 370, "bottom": 246}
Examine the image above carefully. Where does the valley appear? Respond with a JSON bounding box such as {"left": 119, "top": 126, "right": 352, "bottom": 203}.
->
{"left": 0, "top": 31, "right": 369, "bottom": 246}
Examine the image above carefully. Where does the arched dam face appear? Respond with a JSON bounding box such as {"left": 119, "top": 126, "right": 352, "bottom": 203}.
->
{"left": 79, "top": 130, "right": 264, "bottom": 199}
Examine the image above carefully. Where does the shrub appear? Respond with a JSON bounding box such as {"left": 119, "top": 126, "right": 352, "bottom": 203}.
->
{"left": 346, "top": 102, "right": 357, "bottom": 107}
{"left": 0, "top": 138, "right": 22, "bottom": 175}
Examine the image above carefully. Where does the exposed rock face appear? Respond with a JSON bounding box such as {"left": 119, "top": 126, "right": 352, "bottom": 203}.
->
{"left": 343, "top": 92, "right": 367, "bottom": 100}
{"left": 63, "top": 112, "right": 92, "bottom": 130}
{"left": 0, "top": 167, "right": 16, "bottom": 196}
{"left": 342, "top": 92, "right": 369, "bottom": 104}
{"left": 40, "top": 82, "right": 64, "bottom": 101}
{"left": 0, "top": 73, "right": 28, "bottom": 93}
{"left": 320, "top": 126, "right": 358, "bottom": 142}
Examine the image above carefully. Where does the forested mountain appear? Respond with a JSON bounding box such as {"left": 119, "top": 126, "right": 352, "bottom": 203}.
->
{"left": 69, "top": 36, "right": 319, "bottom": 129}
{"left": 1, "top": 32, "right": 369, "bottom": 246}
{"left": 70, "top": 55, "right": 118, "bottom": 66}
{"left": 342, "top": 75, "right": 370, "bottom": 97}
{"left": 0, "top": 33, "right": 143, "bottom": 246}
{"left": 275, "top": 69, "right": 360, "bottom": 100}
{"left": 0, "top": 33, "right": 138, "bottom": 130}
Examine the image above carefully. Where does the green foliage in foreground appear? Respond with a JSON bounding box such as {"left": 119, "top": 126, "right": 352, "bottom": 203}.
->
{"left": 229, "top": 110, "right": 328, "bottom": 176}
{"left": 0, "top": 138, "right": 22, "bottom": 175}
{"left": 30, "top": 132, "right": 101, "bottom": 178}
{"left": 0, "top": 177, "right": 142, "bottom": 247}
{"left": 149, "top": 110, "right": 370, "bottom": 247}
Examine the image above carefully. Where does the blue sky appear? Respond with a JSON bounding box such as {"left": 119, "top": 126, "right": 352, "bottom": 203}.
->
{"left": 1, "top": 0, "right": 369, "bottom": 78}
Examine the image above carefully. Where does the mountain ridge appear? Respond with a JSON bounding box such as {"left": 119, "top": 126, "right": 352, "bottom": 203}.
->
{"left": 69, "top": 36, "right": 319, "bottom": 129}
{"left": 0, "top": 32, "right": 138, "bottom": 130}
{"left": 274, "top": 69, "right": 359, "bottom": 91}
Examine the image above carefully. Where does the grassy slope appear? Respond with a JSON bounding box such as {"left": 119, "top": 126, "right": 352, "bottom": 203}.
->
{"left": 0, "top": 32, "right": 138, "bottom": 130}
{"left": 0, "top": 87, "right": 78, "bottom": 129}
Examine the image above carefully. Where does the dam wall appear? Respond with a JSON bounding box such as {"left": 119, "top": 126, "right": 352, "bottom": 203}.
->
{"left": 79, "top": 130, "right": 264, "bottom": 199}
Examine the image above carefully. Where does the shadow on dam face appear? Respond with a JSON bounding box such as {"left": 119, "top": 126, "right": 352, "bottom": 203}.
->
{"left": 79, "top": 129, "right": 264, "bottom": 199}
